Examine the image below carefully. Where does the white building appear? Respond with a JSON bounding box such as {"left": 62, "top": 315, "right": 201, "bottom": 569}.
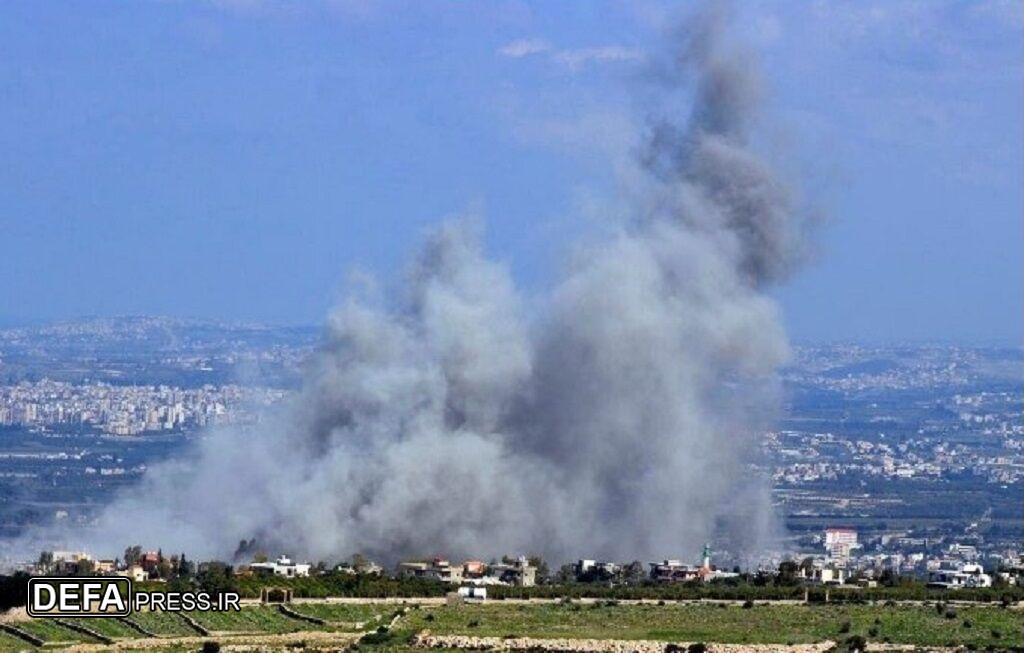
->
{"left": 250, "top": 555, "right": 311, "bottom": 578}
{"left": 824, "top": 527, "right": 859, "bottom": 560}
{"left": 801, "top": 562, "right": 847, "bottom": 586}
{"left": 927, "top": 562, "right": 992, "bottom": 589}
{"left": 457, "top": 586, "right": 487, "bottom": 601}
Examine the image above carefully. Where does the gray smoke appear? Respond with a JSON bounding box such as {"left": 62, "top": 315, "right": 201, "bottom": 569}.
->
{"left": 46, "top": 4, "right": 812, "bottom": 565}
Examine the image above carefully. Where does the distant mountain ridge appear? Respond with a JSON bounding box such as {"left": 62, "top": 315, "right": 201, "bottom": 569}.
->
{"left": 0, "top": 316, "right": 319, "bottom": 350}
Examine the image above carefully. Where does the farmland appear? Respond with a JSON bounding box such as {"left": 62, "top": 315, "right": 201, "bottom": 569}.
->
{"left": 397, "top": 601, "right": 1024, "bottom": 649}
{"left": 0, "top": 599, "right": 1020, "bottom": 651}
{"left": 288, "top": 601, "right": 395, "bottom": 625}
{"left": 184, "top": 604, "right": 308, "bottom": 633}
{"left": 127, "top": 609, "right": 198, "bottom": 636}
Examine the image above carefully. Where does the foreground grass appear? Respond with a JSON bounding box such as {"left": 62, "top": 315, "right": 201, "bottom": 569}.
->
{"left": 402, "top": 602, "right": 1024, "bottom": 648}
{"left": 10, "top": 619, "right": 89, "bottom": 643}
{"left": 127, "top": 610, "right": 196, "bottom": 636}
{"left": 2, "top": 601, "right": 1021, "bottom": 650}
{"left": 61, "top": 617, "right": 140, "bottom": 639}
{"left": 289, "top": 601, "right": 391, "bottom": 624}
{"left": 0, "top": 631, "right": 33, "bottom": 652}
{"left": 183, "top": 604, "right": 307, "bottom": 633}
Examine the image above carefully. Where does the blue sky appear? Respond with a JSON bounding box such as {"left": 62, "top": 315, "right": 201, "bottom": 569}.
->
{"left": 0, "top": 0, "right": 1020, "bottom": 343}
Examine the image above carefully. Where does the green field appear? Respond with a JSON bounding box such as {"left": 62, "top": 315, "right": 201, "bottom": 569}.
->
{"left": 60, "top": 617, "right": 139, "bottom": 639}
{"left": 399, "top": 602, "right": 1024, "bottom": 648}
{"left": 9, "top": 620, "right": 90, "bottom": 643}
{"left": 0, "top": 632, "right": 32, "bottom": 652}
{"left": 127, "top": 610, "right": 196, "bottom": 636}
{"left": 288, "top": 602, "right": 393, "bottom": 624}
{"left": 1, "top": 601, "right": 1022, "bottom": 651}
{"left": 183, "top": 605, "right": 307, "bottom": 634}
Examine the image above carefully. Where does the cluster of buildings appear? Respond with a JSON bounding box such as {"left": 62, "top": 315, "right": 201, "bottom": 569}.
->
{"left": 36, "top": 550, "right": 161, "bottom": 583}
{"left": 798, "top": 527, "right": 1022, "bottom": 589}
{"left": 782, "top": 345, "right": 983, "bottom": 394}
{"left": 0, "top": 380, "right": 288, "bottom": 435}
{"left": 397, "top": 556, "right": 537, "bottom": 587}
{"left": 648, "top": 545, "right": 739, "bottom": 583}
{"left": 20, "top": 535, "right": 1023, "bottom": 594}
{"left": 570, "top": 546, "right": 739, "bottom": 585}
{"left": 765, "top": 428, "right": 1024, "bottom": 487}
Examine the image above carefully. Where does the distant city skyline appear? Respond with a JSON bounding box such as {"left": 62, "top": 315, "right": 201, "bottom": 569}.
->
{"left": 1, "top": 1, "right": 1020, "bottom": 344}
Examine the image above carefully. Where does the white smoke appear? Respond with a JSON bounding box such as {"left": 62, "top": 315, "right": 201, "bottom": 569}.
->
{"left": 37, "top": 3, "right": 814, "bottom": 565}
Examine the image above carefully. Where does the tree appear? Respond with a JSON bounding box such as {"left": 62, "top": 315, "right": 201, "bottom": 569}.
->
{"left": 0, "top": 572, "right": 30, "bottom": 611}
{"left": 75, "top": 559, "right": 95, "bottom": 576}
{"left": 37, "top": 551, "right": 53, "bottom": 574}
{"left": 157, "top": 558, "right": 173, "bottom": 580}
{"left": 621, "top": 561, "right": 646, "bottom": 585}
{"left": 878, "top": 569, "right": 899, "bottom": 587}
{"left": 177, "top": 553, "right": 193, "bottom": 578}
{"left": 197, "top": 562, "right": 239, "bottom": 596}
{"left": 528, "top": 556, "right": 549, "bottom": 582}
{"left": 556, "top": 564, "right": 575, "bottom": 584}
{"left": 777, "top": 560, "right": 801, "bottom": 586}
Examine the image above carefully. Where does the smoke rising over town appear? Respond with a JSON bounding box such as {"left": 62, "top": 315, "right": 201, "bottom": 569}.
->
{"left": 61, "top": 4, "right": 812, "bottom": 564}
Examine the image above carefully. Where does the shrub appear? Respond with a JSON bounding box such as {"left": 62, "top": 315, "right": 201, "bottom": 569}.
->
{"left": 844, "top": 635, "right": 867, "bottom": 652}
{"left": 664, "top": 645, "right": 683, "bottom": 653}
{"left": 424, "top": 613, "right": 435, "bottom": 622}
{"left": 868, "top": 627, "right": 879, "bottom": 638}
{"left": 944, "top": 609, "right": 957, "bottom": 620}
{"left": 962, "top": 619, "right": 973, "bottom": 629}
{"left": 468, "top": 620, "right": 480, "bottom": 628}
{"left": 358, "top": 631, "right": 392, "bottom": 646}
{"left": 991, "top": 629, "right": 1001, "bottom": 639}
{"left": 838, "top": 621, "right": 852, "bottom": 634}
{"left": 742, "top": 600, "right": 754, "bottom": 609}
{"left": 201, "top": 642, "right": 220, "bottom": 653}
{"left": 687, "top": 643, "right": 708, "bottom": 653}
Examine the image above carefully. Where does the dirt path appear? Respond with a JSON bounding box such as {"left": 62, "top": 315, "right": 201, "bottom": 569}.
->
{"left": 414, "top": 632, "right": 840, "bottom": 653}
{"left": 60, "top": 629, "right": 362, "bottom": 651}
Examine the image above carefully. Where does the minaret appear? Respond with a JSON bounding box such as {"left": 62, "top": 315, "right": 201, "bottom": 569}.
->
{"left": 702, "top": 543, "right": 711, "bottom": 569}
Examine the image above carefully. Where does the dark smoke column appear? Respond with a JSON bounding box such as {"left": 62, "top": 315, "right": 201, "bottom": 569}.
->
{"left": 72, "top": 3, "right": 813, "bottom": 565}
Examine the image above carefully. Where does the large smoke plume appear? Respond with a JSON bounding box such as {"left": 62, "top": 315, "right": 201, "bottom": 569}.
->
{"left": 46, "top": 4, "right": 813, "bottom": 564}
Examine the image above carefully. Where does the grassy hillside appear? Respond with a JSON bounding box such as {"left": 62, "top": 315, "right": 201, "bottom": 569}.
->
{"left": 0, "top": 600, "right": 1021, "bottom": 650}
{"left": 400, "top": 601, "right": 1024, "bottom": 648}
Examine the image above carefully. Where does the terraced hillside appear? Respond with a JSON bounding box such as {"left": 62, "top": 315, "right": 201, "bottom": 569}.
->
{"left": 0, "top": 600, "right": 1020, "bottom": 651}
